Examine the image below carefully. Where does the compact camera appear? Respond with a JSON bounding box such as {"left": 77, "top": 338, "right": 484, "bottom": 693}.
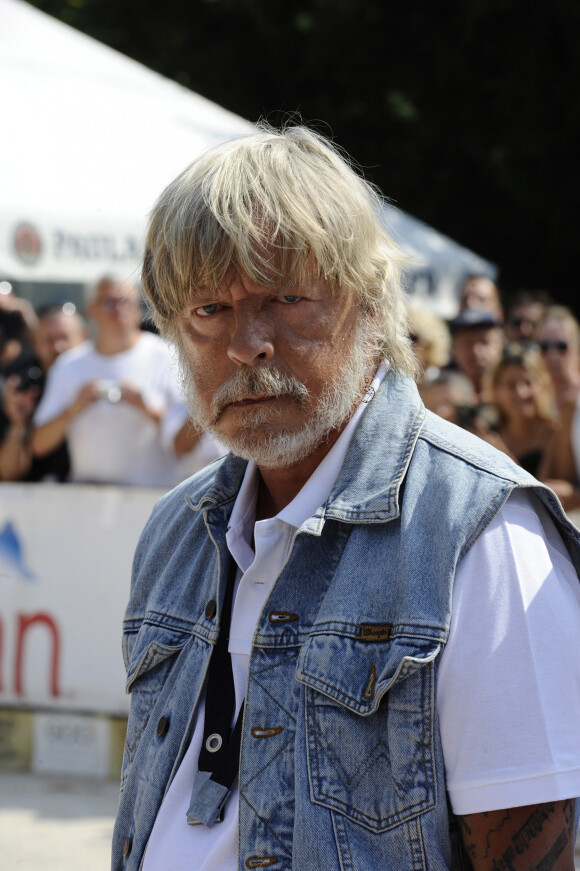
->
{"left": 95, "top": 381, "right": 122, "bottom": 403}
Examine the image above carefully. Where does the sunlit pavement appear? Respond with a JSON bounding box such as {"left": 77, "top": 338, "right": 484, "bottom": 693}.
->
{"left": 1, "top": 772, "right": 580, "bottom": 869}
{"left": 0, "top": 772, "right": 118, "bottom": 870}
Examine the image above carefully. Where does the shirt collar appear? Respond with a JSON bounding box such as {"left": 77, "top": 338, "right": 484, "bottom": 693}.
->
{"left": 227, "top": 363, "right": 388, "bottom": 535}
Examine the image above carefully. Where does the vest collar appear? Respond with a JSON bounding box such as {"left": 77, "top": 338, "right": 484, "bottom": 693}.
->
{"left": 310, "top": 371, "right": 425, "bottom": 528}
{"left": 185, "top": 370, "right": 425, "bottom": 530}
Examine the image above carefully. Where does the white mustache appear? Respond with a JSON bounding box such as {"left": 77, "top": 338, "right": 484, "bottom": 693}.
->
{"left": 210, "top": 366, "right": 309, "bottom": 422}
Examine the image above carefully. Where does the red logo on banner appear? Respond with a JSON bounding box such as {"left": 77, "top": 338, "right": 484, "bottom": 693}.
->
{"left": 13, "top": 223, "right": 43, "bottom": 264}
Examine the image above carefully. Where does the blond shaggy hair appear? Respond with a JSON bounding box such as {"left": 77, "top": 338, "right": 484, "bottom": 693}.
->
{"left": 407, "top": 305, "right": 451, "bottom": 369}
{"left": 142, "top": 124, "right": 417, "bottom": 377}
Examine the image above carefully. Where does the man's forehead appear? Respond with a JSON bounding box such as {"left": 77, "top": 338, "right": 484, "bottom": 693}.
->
{"left": 95, "top": 282, "right": 137, "bottom": 301}
{"left": 463, "top": 278, "right": 496, "bottom": 294}
{"left": 187, "top": 271, "right": 331, "bottom": 301}
{"left": 43, "top": 312, "right": 82, "bottom": 333}
{"left": 513, "top": 301, "right": 543, "bottom": 317}
{"left": 38, "top": 313, "right": 68, "bottom": 332}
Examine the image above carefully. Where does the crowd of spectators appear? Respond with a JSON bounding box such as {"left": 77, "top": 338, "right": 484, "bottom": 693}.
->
{"left": 0, "top": 276, "right": 225, "bottom": 487}
{"left": 413, "top": 276, "right": 580, "bottom": 511}
{"left": 2, "top": 273, "right": 580, "bottom": 510}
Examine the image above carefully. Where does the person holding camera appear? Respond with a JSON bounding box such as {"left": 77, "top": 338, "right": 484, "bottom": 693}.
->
{"left": 31, "top": 277, "right": 184, "bottom": 487}
{"left": 0, "top": 296, "right": 88, "bottom": 481}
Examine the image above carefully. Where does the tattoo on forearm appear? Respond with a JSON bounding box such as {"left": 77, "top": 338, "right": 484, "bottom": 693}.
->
{"left": 457, "top": 799, "right": 574, "bottom": 871}
{"left": 485, "top": 811, "right": 513, "bottom": 858}
{"left": 535, "top": 830, "right": 569, "bottom": 871}
{"left": 513, "top": 803, "right": 555, "bottom": 855}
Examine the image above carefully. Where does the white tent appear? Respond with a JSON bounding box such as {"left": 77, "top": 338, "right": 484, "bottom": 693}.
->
{"left": 0, "top": 0, "right": 253, "bottom": 287}
{"left": 1, "top": 0, "right": 496, "bottom": 314}
{"left": 380, "top": 203, "right": 497, "bottom": 317}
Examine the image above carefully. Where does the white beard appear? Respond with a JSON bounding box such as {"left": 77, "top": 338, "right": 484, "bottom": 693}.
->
{"left": 175, "top": 318, "right": 378, "bottom": 469}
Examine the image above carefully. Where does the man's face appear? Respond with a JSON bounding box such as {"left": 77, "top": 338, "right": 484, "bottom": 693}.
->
{"left": 420, "top": 379, "right": 474, "bottom": 424}
{"left": 33, "top": 312, "right": 86, "bottom": 370}
{"left": 175, "top": 271, "right": 373, "bottom": 468}
{"left": 88, "top": 282, "right": 141, "bottom": 336}
{"left": 505, "top": 302, "right": 545, "bottom": 343}
{"left": 536, "top": 317, "right": 580, "bottom": 383}
{"left": 452, "top": 326, "right": 504, "bottom": 384}
{"left": 459, "top": 278, "right": 502, "bottom": 318}
{"left": 419, "top": 381, "right": 458, "bottom": 423}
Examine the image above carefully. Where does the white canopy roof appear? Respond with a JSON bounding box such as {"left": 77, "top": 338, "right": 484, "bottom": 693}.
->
{"left": 0, "top": 0, "right": 252, "bottom": 285}
{"left": 1, "top": 0, "right": 495, "bottom": 314}
{"left": 380, "top": 203, "right": 497, "bottom": 316}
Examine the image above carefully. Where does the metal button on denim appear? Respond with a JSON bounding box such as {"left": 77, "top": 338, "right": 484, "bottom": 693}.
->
{"left": 113, "top": 372, "right": 575, "bottom": 871}
{"left": 205, "top": 599, "right": 217, "bottom": 619}
{"left": 122, "top": 836, "right": 132, "bottom": 857}
{"left": 156, "top": 716, "right": 169, "bottom": 737}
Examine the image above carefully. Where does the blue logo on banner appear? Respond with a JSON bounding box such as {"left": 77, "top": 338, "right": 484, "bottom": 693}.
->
{"left": 0, "top": 521, "right": 35, "bottom": 581}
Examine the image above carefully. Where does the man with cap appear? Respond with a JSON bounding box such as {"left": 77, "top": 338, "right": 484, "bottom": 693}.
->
{"left": 450, "top": 308, "right": 505, "bottom": 403}
{"left": 458, "top": 274, "right": 503, "bottom": 321}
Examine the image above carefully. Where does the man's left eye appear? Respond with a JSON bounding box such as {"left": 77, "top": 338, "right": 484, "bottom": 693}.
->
{"left": 195, "top": 303, "right": 220, "bottom": 316}
{"left": 281, "top": 295, "right": 301, "bottom": 304}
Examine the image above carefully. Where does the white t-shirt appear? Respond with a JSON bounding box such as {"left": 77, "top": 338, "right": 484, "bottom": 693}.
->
{"left": 34, "top": 332, "right": 183, "bottom": 487}
{"left": 143, "top": 369, "right": 580, "bottom": 869}
{"left": 438, "top": 489, "right": 580, "bottom": 813}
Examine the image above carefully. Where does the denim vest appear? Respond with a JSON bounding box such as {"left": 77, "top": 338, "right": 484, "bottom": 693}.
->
{"left": 112, "top": 371, "right": 580, "bottom": 871}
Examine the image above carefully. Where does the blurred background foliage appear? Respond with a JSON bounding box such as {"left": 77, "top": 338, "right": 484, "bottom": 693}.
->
{"left": 26, "top": 0, "right": 580, "bottom": 305}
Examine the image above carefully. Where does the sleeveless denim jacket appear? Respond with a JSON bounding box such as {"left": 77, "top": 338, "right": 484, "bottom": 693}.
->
{"left": 112, "top": 371, "right": 580, "bottom": 871}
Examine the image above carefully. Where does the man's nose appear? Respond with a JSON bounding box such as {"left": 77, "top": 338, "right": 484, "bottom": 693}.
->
{"left": 227, "top": 309, "right": 275, "bottom": 367}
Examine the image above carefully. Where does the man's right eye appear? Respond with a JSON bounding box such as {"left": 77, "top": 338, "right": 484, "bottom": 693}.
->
{"left": 195, "top": 303, "right": 221, "bottom": 317}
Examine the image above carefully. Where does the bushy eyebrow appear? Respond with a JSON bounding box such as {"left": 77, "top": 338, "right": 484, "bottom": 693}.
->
{"left": 187, "top": 282, "right": 297, "bottom": 307}
{"left": 185, "top": 286, "right": 230, "bottom": 306}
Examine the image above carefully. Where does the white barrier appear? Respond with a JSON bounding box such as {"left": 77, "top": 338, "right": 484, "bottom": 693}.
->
{"left": 0, "top": 483, "right": 164, "bottom": 715}
{"left": 2, "top": 483, "right": 579, "bottom": 719}
{"left": 1, "top": 483, "right": 579, "bottom": 778}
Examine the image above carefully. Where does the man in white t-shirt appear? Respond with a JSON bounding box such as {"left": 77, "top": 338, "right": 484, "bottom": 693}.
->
{"left": 31, "top": 276, "right": 189, "bottom": 486}
{"left": 112, "top": 127, "right": 580, "bottom": 871}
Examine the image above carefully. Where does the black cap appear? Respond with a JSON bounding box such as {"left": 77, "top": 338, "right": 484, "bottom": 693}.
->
{"left": 451, "top": 309, "right": 503, "bottom": 333}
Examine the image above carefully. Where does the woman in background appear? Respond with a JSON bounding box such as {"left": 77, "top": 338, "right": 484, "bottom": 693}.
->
{"left": 490, "top": 346, "right": 555, "bottom": 477}
{"left": 408, "top": 305, "right": 451, "bottom": 382}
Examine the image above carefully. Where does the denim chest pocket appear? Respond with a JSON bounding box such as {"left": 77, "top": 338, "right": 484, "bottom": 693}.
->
{"left": 120, "top": 622, "right": 188, "bottom": 790}
{"left": 296, "top": 631, "right": 440, "bottom": 833}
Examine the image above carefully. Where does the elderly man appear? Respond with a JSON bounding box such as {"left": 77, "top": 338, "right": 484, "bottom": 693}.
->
{"left": 113, "top": 127, "right": 580, "bottom": 871}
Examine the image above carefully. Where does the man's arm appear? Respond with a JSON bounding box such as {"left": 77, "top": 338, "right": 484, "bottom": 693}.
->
{"left": 457, "top": 799, "right": 575, "bottom": 871}
{"left": 31, "top": 381, "right": 100, "bottom": 456}
{"left": 172, "top": 419, "right": 202, "bottom": 457}
{"left": 116, "top": 382, "right": 164, "bottom": 426}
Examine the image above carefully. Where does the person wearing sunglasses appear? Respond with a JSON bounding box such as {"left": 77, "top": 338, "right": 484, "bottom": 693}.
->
{"left": 536, "top": 307, "right": 580, "bottom": 509}
{"left": 504, "top": 289, "right": 551, "bottom": 347}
